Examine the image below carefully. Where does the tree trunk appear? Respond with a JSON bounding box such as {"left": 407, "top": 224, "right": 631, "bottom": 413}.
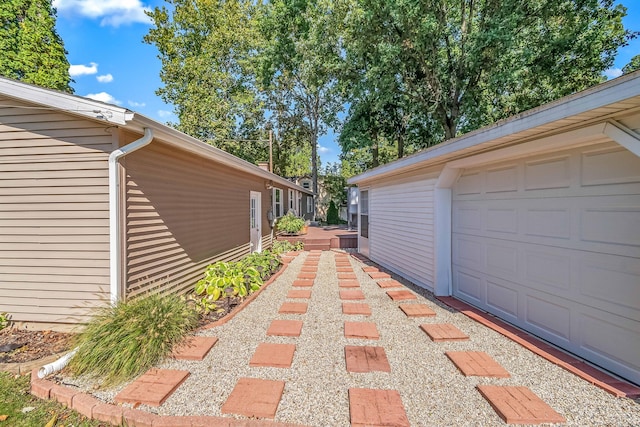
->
{"left": 371, "top": 128, "right": 379, "bottom": 167}
{"left": 311, "top": 131, "right": 318, "bottom": 221}
{"left": 397, "top": 132, "right": 404, "bottom": 159}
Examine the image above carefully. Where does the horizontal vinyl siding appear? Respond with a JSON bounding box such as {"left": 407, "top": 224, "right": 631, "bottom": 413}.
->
{"left": 0, "top": 97, "right": 112, "bottom": 326}
{"left": 369, "top": 172, "right": 436, "bottom": 290}
{"left": 124, "top": 138, "right": 274, "bottom": 297}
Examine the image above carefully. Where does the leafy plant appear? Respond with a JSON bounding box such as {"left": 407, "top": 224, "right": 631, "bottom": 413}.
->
{"left": 68, "top": 293, "right": 197, "bottom": 386}
{"left": 0, "top": 312, "right": 10, "bottom": 331}
{"left": 195, "top": 261, "right": 263, "bottom": 306}
{"left": 241, "top": 251, "right": 281, "bottom": 279}
{"left": 276, "top": 212, "right": 305, "bottom": 234}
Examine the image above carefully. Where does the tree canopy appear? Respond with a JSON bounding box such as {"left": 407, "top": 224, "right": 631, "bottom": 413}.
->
{"left": 0, "top": 0, "right": 72, "bottom": 92}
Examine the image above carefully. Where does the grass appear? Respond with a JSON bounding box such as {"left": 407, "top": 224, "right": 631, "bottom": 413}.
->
{"left": 0, "top": 372, "right": 102, "bottom": 426}
{"left": 68, "top": 292, "right": 198, "bottom": 386}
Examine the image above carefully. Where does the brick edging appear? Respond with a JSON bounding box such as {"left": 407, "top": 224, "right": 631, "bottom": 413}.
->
{"left": 30, "top": 253, "right": 306, "bottom": 426}
{"left": 436, "top": 296, "right": 640, "bottom": 399}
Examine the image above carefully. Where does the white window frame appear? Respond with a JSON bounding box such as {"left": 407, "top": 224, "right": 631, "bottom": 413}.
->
{"left": 306, "top": 196, "right": 314, "bottom": 214}
{"left": 273, "top": 187, "right": 283, "bottom": 218}
{"left": 288, "top": 189, "right": 296, "bottom": 213}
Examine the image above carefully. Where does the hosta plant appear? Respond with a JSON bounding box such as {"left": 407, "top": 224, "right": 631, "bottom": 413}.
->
{"left": 194, "top": 261, "right": 263, "bottom": 306}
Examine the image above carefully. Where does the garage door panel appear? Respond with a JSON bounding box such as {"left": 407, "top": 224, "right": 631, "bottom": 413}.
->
{"left": 580, "top": 207, "right": 640, "bottom": 246}
{"left": 486, "top": 208, "right": 518, "bottom": 234}
{"left": 524, "top": 250, "right": 571, "bottom": 291}
{"left": 454, "top": 268, "right": 484, "bottom": 304}
{"left": 525, "top": 294, "right": 572, "bottom": 342}
{"left": 581, "top": 145, "right": 640, "bottom": 186}
{"left": 525, "top": 208, "right": 571, "bottom": 239}
{"left": 524, "top": 156, "right": 572, "bottom": 190}
{"left": 486, "top": 165, "right": 518, "bottom": 193}
{"left": 486, "top": 280, "right": 518, "bottom": 318}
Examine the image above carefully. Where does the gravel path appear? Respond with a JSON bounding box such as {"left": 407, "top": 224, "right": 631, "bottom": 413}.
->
{"left": 68, "top": 251, "right": 640, "bottom": 426}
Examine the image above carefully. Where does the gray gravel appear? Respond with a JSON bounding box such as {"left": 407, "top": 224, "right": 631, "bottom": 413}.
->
{"left": 63, "top": 251, "right": 640, "bottom": 426}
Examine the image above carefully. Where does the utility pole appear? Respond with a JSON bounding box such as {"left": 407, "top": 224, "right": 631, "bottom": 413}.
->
{"left": 268, "top": 130, "right": 273, "bottom": 173}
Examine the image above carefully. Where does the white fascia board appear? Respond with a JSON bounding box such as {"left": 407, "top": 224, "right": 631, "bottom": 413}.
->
{"left": 604, "top": 121, "right": 640, "bottom": 158}
{"left": 0, "top": 77, "right": 132, "bottom": 125}
{"left": 348, "top": 71, "right": 640, "bottom": 185}
{"left": 126, "top": 114, "right": 312, "bottom": 195}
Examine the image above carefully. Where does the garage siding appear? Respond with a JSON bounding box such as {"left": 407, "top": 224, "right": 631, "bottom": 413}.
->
{"left": 452, "top": 141, "right": 640, "bottom": 384}
{"left": 370, "top": 171, "right": 437, "bottom": 290}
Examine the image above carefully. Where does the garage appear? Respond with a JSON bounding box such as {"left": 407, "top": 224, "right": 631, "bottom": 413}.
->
{"left": 452, "top": 140, "right": 640, "bottom": 385}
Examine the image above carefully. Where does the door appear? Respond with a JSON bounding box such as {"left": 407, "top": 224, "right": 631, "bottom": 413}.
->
{"left": 250, "top": 191, "right": 262, "bottom": 253}
{"left": 451, "top": 142, "right": 640, "bottom": 385}
{"left": 359, "top": 189, "right": 370, "bottom": 257}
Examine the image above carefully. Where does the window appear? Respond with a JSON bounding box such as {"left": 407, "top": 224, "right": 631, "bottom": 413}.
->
{"left": 288, "top": 189, "right": 295, "bottom": 213}
{"left": 307, "top": 196, "right": 314, "bottom": 214}
{"left": 302, "top": 180, "right": 311, "bottom": 190}
{"left": 273, "top": 188, "right": 283, "bottom": 218}
{"left": 360, "top": 190, "right": 369, "bottom": 238}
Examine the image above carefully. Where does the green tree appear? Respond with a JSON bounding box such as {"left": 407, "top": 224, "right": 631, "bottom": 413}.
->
{"left": 343, "top": 0, "right": 630, "bottom": 149}
{"left": 622, "top": 54, "right": 640, "bottom": 74}
{"left": 145, "top": 0, "right": 265, "bottom": 142}
{"left": 0, "top": 0, "right": 72, "bottom": 92}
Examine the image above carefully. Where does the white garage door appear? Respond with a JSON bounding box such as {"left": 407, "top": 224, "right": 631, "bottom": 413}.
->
{"left": 452, "top": 142, "right": 640, "bottom": 385}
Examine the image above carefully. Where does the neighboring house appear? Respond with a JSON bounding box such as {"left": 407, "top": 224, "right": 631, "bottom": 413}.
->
{"left": 348, "top": 71, "right": 640, "bottom": 386}
{"left": 287, "top": 176, "right": 315, "bottom": 220}
{"left": 0, "top": 77, "right": 312, "bottom": 330}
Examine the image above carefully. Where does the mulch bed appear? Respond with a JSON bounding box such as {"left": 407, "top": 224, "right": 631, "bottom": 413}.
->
{"left": 0, "top": 329, "right": 73, "bottom": 364}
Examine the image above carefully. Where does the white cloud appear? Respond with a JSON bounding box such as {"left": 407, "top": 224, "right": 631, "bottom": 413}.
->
{"left": 53, "top": 0, "right": 152, "bottom": 27}
{"left": 318, "top": 145, "right": 330, "bottom": 154}
{"left": 96, "top": 73, "right": 113, "bottom": 83}
{"left": 128, "top": 100, "right": 146, "bottom": 108}
{"left": 69, "top": 62, "right": 98, "bottom": 77}
{"left": 157, "top": 110, "right": 173, "bottom": 118}
{"left": 605, "top": 68, "right": 623, "bottom": 79}
{"left": 85, "top": 92, "right": 121, "bottom": 105}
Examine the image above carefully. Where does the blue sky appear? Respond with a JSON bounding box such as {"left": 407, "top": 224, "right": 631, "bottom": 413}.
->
{"left": 54, "top": 0, "right": 640, "bottom": 167}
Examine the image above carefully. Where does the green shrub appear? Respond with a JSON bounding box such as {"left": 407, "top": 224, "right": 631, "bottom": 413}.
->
{"left": 194, "top": 261, "right": 262, "bottom": 305}
{"left": 68, "top": 293, "right": 197, "bottom": 386}
{"left": 241, "top": 251, "right": 281, "bottom": 279}
{"left": 276, "top": 212, "right": 305, "bottom": 234}
{"left": 327, "top": 200, "right": 340, "bottom": 225}
{"left": 0, "top": 312, "right": 10, "bottom": 331}
{"left": 271, "top": 240, "right": 303, "bottom": 254}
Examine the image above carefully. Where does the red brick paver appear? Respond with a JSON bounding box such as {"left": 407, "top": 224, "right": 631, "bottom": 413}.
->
{"left": 338, "top": 273, "right": 357, "bottom": 280}
{"left": 369, "top": 271, "right": 391, "bottom": 279}
{"left": 292, "top": 279, "right": 314, "bottom": 287}
{"left": 345, "top": 346, "right": 391, "bottom": 373}
{"left": 386, "top": 290, "right": 417, "bottom": 301}
{"left": 266, "top": 320, "right": 303, "bottom": 337}
{"left": 340, "top": 289, "right": 365, "bottom": 300}
{"left": 336, "top": 266, "right": 353, "bottom": 272}
{"left": 339, "top": 280, "right": 360, "bottom": 288}
{"left": 349, "top": 388, "right": 410, "bottom": 427}
{"left": 250, "top": 343, "right": 296, "bottom": 368}
{"left": 221, "top": 377, "right": 285, "bottom": 419}
{"left": 342, "top": 303, "right": 372, "bottom": 316}
{"left": 287, "top": 289, "right": 312, "bottom": 299}
{"left": 172, "top": 336, "right": 218, "bottom": 361}
{"left": 378, "top": 279, "right": 404, "bottom": 289}
{"left": 300, "top": 266, "right": 317, "bottom": 273}
{"left": 297, "top": 272, "right": 316, "bottom": 280}
{"left": 399, "top": 304, "right": 436, "bottom": 317}
{"left": 420, "top": 324, "right": 469, "bottom": 342}
{"left": 344, "top": 322, "right": 380, "bottom": 340}
{"left": 115, "top": 369, "right": 190, "bottom": 407}
{"left": 477, "top": 385, "right": 566, "bottom": 424}
{"left": 278, "top": 302, "right": 308, "bottom": 314}
{"left": 362, "top": 266, "right": 379, "bottom": 273}
{"left": 446, "top": 351, "right": 510, "bottom": 378}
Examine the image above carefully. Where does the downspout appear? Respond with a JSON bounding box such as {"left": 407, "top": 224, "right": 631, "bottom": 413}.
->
{"left": 109, "top": 128, "right": 154, "bottom": 305}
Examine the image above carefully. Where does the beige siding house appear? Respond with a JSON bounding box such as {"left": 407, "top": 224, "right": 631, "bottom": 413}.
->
{"left": 0, "top": 77, "right": 312, "bottom": 330}
{"left": 349, "top": 71, "right": 640, "bottom": 386}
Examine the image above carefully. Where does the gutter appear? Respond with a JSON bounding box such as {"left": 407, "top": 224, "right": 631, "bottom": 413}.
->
{"left": 108, "top": 128, "right": 154, "bottom": 304}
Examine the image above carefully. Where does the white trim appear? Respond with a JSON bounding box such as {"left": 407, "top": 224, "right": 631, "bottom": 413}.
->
{"left": 433, "top": 166, "right": 461, "bottom": 296}
{"left": 288, "top": 189, "right": 295, "bottom": 213}
{"left": 109, "top": 128, "right": 154, "bottom": 304}
{"left": 250, "top": 191, "right": 262, "bottom": 253}
{"left": 603, "top": 120, "right": 640, "bottom": 158}
{"left": 272, "top": 187, "right": 283, "bottom": 218}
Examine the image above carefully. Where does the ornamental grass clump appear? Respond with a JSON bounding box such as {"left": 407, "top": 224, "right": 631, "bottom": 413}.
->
{"left": 68, "top": 293, "right": 197, "bottom": 386}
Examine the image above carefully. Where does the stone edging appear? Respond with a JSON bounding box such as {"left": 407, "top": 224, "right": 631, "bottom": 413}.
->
{"left": 29, "top": 253, "right": 307, "bottom": 427}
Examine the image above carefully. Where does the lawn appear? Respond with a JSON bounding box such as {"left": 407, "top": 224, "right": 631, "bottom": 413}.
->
{"left": 0, "top": 372, "right": 103, "bottom": 426}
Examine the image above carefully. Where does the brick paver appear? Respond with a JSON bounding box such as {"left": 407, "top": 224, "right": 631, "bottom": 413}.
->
{"left": 345, "top": 346, "right": 391, "bottom": 373}
{"left": 338, "top": 280, "right": 360, "bottom": 288}
{"left": 477, "top": 385, "right": 566, "bottom": 424}
{"left": 342, "top": 303, "right": 372, "bottom": 316}
{"left": 349, "top": 388, "right": 410, "bottom": 427}
{"left": 446, "top": 351, "right": 510, "bottom": 378}
{"left": 278, "top": 302, "right": 308, "bottom": 314}
{"left": 362, "top": 266, "right": 379, "bottom": 273}
{"left": 398, "top": 304, "right": 436, "bottom": 317}
{"left": 172, "top": 336, "right": 218, "bottom": 361}
{"left": 115, "top": 369, "right": 190, "bottom": 407}
{"left": 336, "top": 266, "right": 353, "bottom": 272}
{"left": 420, "top": 324, "right": 469, "bottom": 342}
{"left": 369, "top": 271, "right": 391, "bottom": 279}
{"left": 340, "top": 289, "right": 365, "bottom": 300}
{"left": 378, "top": 279, "right": 404, "bottom": 289}
{"left": 386, "top": 290, "right": 417, "bottom": 301}
{"left": 292, "top": 279, "right": 314, "bottom": 287}
{"left": 287, "top": 289, "right": 312, "bottom": 299}
{"left": 297, "top": 272, "right": 316, "bottom": 280}
{"left": 266, "top": 320, "right": 303, "bottom": 337}
{"left": 250, "top": 343, "right": 296, "bottom": 368}
{"left": 221, "top": 377, "right": 285, "bottom": 419}
{"left": 300, "top": 266, "right": 317, "bottom": 273}
{"left": 338, "top": 273, "right": 357, "bottom": 280}
{"left": 344, "top": 322, "right": 380, "bottom": 340}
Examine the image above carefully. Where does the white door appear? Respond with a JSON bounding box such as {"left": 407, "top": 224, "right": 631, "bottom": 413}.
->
{"left": 358, "top": 189, "right": 370, "bottom": 257}
{"left": 250, "top": 191, "right": 262, "bottom": 253}
{"left": 451, "top": 142, "right": 640, "bottom": 385}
